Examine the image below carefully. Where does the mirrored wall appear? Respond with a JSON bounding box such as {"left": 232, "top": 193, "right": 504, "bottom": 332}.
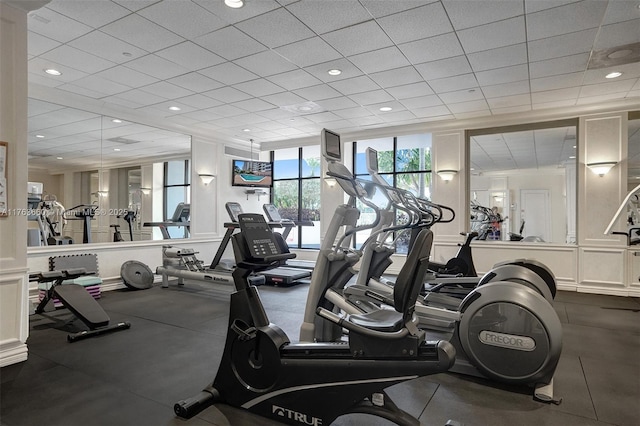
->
{"left": 27, "top": 99, "right": 191, "bottom": 247}
{"left": 468, "top": 119, "right": 578, "bottom": 244}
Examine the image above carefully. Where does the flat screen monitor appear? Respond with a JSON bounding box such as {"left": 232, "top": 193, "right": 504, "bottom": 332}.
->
{"left": 171, "top": 202, "right": 190, "bottom": 222}
{"left": 232, "top": 159, "right": 273, "bottom": 188}
{"left": 366, "top": 147, "right": 379, "bottom": 173}
{"left": 321, "top": 128, "right": 341, "bottom": 162}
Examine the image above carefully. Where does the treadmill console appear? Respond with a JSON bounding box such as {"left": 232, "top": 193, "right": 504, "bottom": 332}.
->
{"left": 263, "top": 204, "right": 282, "bottom": 222}
{"left": 226, "top": 202, "right": 244, "bottom": 222}
{"left": 238, "top": 213, "right": 280, "bottom": 259}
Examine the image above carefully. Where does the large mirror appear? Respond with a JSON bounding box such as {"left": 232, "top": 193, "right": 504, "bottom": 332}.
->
{"left": 469, "top": 119, "right": 578, "bottom": 244}
{"left": 27, "top": 99, "right": 191, "bottom": 247}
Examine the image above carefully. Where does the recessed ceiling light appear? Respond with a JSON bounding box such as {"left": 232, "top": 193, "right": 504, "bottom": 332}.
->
{"left": 169, "top": 106, "right": 181, "bottom": 111}
{"left": 114, "top": 148, "right": 121, "bottom": 152}
{"left": 36, "top": 134, "right": 45, "bottom": 138}
{"left": 605, "top": 71, "right": 622, "bottom": 79}
{"left": 112, "top": 119, "right": 122, "bottom": 123}
{"left": 56, "top": 157, "right": 63, "bottom": 160}
{"left": 224, "top": 0, "right": 243, "bottom": 8}
{"left": 243, "top": 128, "right": 251, "bottom": 132}
{"left": 298, "top": 106, "right": 313, "bottom": 112}
{"left": 44, "top": 68, "right": 61, "bottom": 76}
{"left": 328, "top": 69, "right": 342, "bottom": 76}
{"left": 569, "top": 156, "right": 576, "bottom": 159}
{"left": 379, "top": 106, "right": 393, "bottom": 112}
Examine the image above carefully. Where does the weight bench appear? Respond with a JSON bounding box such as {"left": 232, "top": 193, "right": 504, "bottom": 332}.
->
{"left": 32, "top": 268, "right": 131, "bottom": 342}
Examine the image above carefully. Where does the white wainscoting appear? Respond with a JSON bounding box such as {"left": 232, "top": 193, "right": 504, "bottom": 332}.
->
{"left": 0, "top": 272, "right": 29, "bottom": 367}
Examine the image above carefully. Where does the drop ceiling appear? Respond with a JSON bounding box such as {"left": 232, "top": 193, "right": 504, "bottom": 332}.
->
{"left": 23, "top": 0, "right": 640, "bottom": 171}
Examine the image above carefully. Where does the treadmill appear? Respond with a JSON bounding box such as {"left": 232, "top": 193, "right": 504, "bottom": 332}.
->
{"left": 262, "top": 203, "right": 316, "bottom": 271}
{"left": 213, "top": 202, "right": 311, "bottom": 286}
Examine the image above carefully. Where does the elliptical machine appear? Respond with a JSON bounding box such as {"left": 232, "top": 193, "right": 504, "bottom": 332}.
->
{"left": 174, "top": 212, "right": 456, "bottom": 425}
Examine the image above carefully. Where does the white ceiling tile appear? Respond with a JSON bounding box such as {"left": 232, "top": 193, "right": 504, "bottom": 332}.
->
{"left": 103, "top": 92, "right": 158, "bottom": 109}
{"left": 199, "top": 62, "right": 259, "bottom": 85}
{"left": 193, "top": 26, "right": 267, "bottom": 61}
{"left": 275, "top": 37, "right": 342, "bottom": 68}
{"left": 527, "top": 29, "right": 598, "bottom": 62}
{"left": 203, "top": 87, "right": 252, "bottom": 103}
{"left": 235, "top": 8, "right": 315, "bottom": 49}
{"left": 530, "top": 72, "right": 584, "bottom": 92}
{"left": 145, "top": 101, "right": 198, "bottom": 116}
{"left": 379, "top": 110, "right": 417, "bottom": 122}
{"left": 398, "top": 33, "right": 463, "bottom": 64}
{"left": 303, "top": 58, "right": 364, "bottom": 82}
{"left": 438, "top": 88, "right": 484, "bottom": 104}
{"left": 40, "top": 45, "right": 116, "bottom": 74}
{"left": 266, "top": 69, "right": 323, "bottom": 90}
{"left": 101, "top": 13, "right": 184, "bottom": 53}
{"left": 602, "top": 1, "right": 640, "bottom": 25}
{"left": 235, "top": 79, "right": 286, "bottom": 97}
{"left": 377, "top": 2, "right": 453, "bottom": 44}
{"left": 349, "top": 90, "right": 394, "bottom": 106}
{"left": 140, "top": 81, "right": 193, "bottom": 99}
{"left": 65, "top": 75, "right": 130, "bottom": 97}
{"left": 302, "top": 111, "right": 343, "bottom": 123}
{"left": 322, "top": 20, "right": 393, "bottom": 57}
{"left": 457, "top": 17, "right": 525, "bottom": 54}
{"left": 168, "top": 73, "right": 224, "bottom": 92}
{"left": 584, "top": 62, "right": 640, "bottom": 85}
{"left": 467, "top": 43, "right": 527, "bottom": 72}
{"left": 204, "top": 104, "right": 248, "bottom": 118}
{"left": 348, "top": 115, "right": 385, "bottom": 126}
{"left": 448, "top": 99, "right": 490, "bottom": 113}
{"left": 262, "top": 91, "right": 308, "bottom": 106}
{"left": 475, "top": 64, "right": 529, "bottom": 86}
{"left": 579, "top": 79, "right": 637, "bottom": 97}
{"left": 527, "top": 1, "right": 608, "bottom": 41}
{"left": 364, "top": 100, "right": 407, "bottom": 114}
{"left": 331, "top": 106, "right": 375, "bottom": 119}
{"left": 124, "top": 54, "right": 191, "bottom": 80}
{"left": 257, "top": 108, "right": 297, "bottom": 120}
{"left": 255, "top": 120, "right": 289, "bottom": 131}
{"left": 28, "top": 31, "right": 61, "bottom": 57}
{"left": 95, "top": 65, "right": 159, "bottom": 88}
{"left": 28, "top": 7, "right": 92, "bottom": 43}
{"left": 369, "top": 66, "right": 423, "bottom": 88}
{"left": 155, "top": 42, "right": 225, "bottom": 72}
{"left": 286, "top": 0, "right": 371, "bottom": 34}
{"left": 486, "top": 94, "right": 531, "bottom": 109}
{"left": 490, "top": 105, "right": 532, "bottom": 116}
{"left": 386, "top": 82, "right": 435, "bottom": 99}
{"left": 525, "top": 1, "right": 578, "bottom": 14}
{"left": 203, "top": 116, "right": 241, "bottom": 128}
{"left": 174, "top": 94, "right": 223, "bottom": 110}
{"left": 400, "top": 95, "right": 443, "bottom": 109}
{"left": 442, "top": 0, "right": 523, "bottom": 30}
{"left": 27, "top": 70, "right": 68, "bottom": 90}
{"left": 577, "top": 92, "right": 629, "bottom": 105}
{"left": 329, "top": 76, "right": 380, "bottom": 95}
{"left": 113, "top": 1, "right": 160, "bottom": 12}
{"left": 138, "top": 1, "right": 226, "bottom": 39}
{"left": 530, "top": 53, "right": 589, "bottom": 79}
{"left": 314, "top": 97, "right": 359, "bottom": 111}
{"left": 68, "top": 30, "right": 148, "bottom": 64}
{"left": 414, "top": 55, "right": 472, "bottom": 80}
{"left": 360, "top": 0, "right": 435, "bottom": 18}
{"left": 294, "top": 84, "right": 344, "bottom": 101}
{"left": 47, "top": 0, "right": 130, "bottom": 28}
{"left": 28, "top": 57, "right": 89, "bottom": 83}
{"left": 233, "top": 113, "right": 272, "bottom": 125}
{"left": 233, "top": 98, "right": 277, "bottom": 113}
{"left": 594, "top": 19, "right": 640, "bottom": 50}
{"left": 348, "top": 47, "right": 410, "bottom": 74}
{"left": 234, "top": 51, "right": 298, "bottom": 77}
{"left": 531, "top": 87, "right": 580, "bottom": 104}
{"left": 178, "top": 109, "right": 223, "bottom": 122}
{"left": 412, "top": 105, "right": 453, "bottom": 119}
{"left": 482, "top": 80, "right": 531, "bottom": 98}
{"left": 195, "top": 0, "right": 281, "bottom": 24}
{"left": 428, "top": 73, "right": 478, "bottom": 93}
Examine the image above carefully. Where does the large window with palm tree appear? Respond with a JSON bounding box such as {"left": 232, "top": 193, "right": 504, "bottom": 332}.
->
{"left": 271, "top": 146, "right": 321, "bottom": 249}
{"left": 353, "top": 134, "right": 432, "bottom": 253}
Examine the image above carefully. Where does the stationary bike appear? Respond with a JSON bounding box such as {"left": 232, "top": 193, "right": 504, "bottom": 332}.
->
{"left": 174, "top": 213, "right": 456, "bottom": 426}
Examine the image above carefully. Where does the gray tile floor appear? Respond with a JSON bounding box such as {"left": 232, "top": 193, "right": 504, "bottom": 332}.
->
{"left": 1, "top": 281, "right": 639, "bottom": 426}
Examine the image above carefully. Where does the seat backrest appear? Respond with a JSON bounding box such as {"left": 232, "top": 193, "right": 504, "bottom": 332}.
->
{"left": 393, "top": 229, "right": 433, "bottom": 318}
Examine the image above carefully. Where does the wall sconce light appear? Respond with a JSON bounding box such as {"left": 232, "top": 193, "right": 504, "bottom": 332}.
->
{"left": 324, "top": 177, "right": 337, "bottom": 187}
{"left": 140, "top": 187, "right": 151, "bottom": 195}
{"left": 436, "top": 170, "right": 458, "bottom": 182}
{"left": 587, "top": 161, "right": 617, "bottom": 177}
{"left": 96, "top": 190, "right": 109, "bottom": 197}
{"left": 199, "top": 174, "right": 216, "bottom": 185}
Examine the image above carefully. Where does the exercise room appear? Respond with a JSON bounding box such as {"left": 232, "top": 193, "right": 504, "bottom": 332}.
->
{"left": 1, "top": 1, "right": 639, "bottom": 425}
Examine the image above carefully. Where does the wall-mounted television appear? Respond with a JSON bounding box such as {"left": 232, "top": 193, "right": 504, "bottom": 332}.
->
{"left": 232, "top": 159, "right": 273, "bottom": 188}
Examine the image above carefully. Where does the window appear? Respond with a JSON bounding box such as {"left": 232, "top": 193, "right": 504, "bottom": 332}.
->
{"left": 353, "top": 134, "right": 432, "bottom": 253}
{"left": 164, "top": 159, "right": 190, "bottom": 238}
{"left": 271, "top": 146, "right": 321, "bottom": 249}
